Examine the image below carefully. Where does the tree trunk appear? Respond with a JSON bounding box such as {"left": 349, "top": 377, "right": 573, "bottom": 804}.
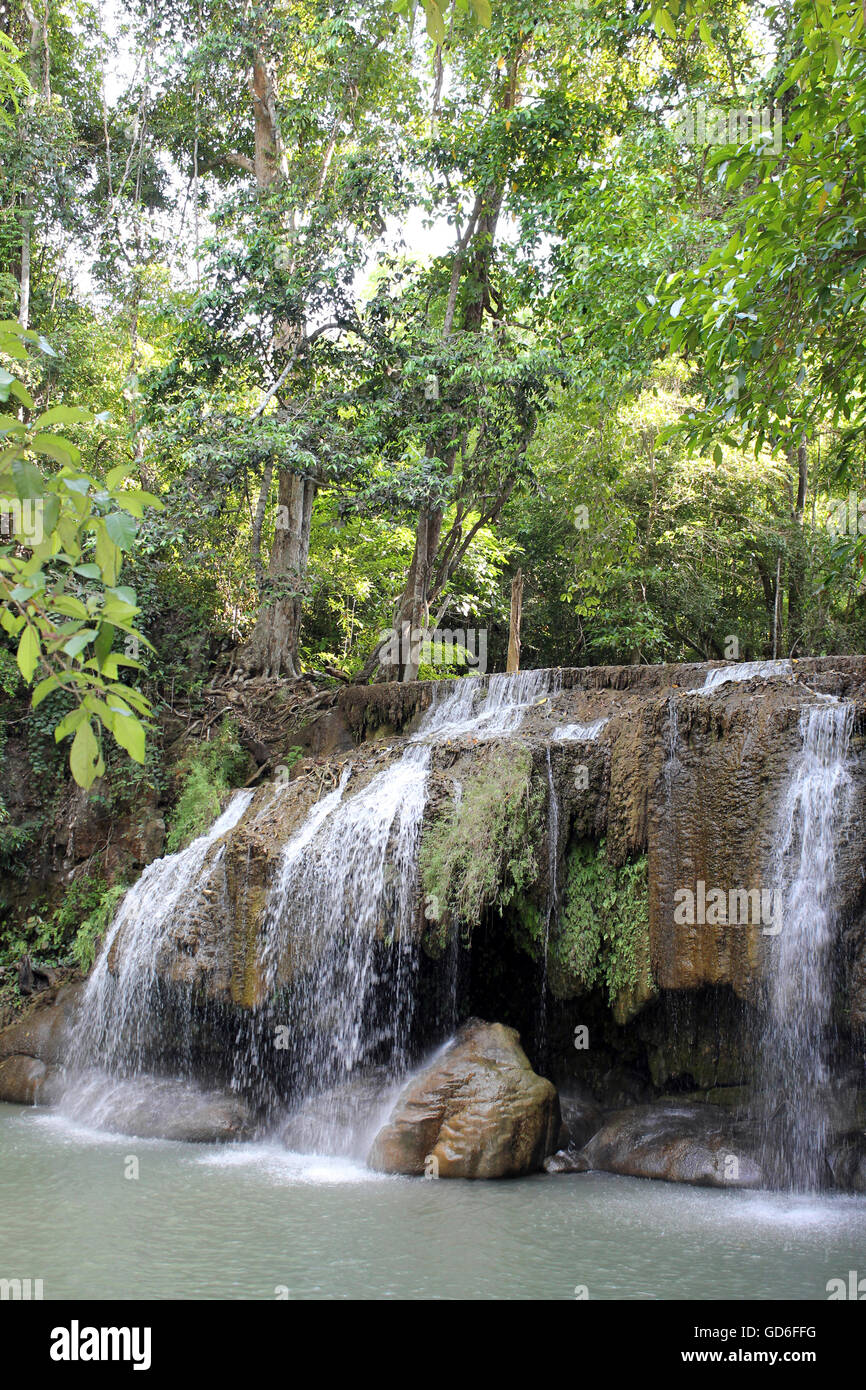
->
{"left": 237, "top": 47, "right": 315, "bottom": 678}
{"left": 507, "top": 569, "right": 523, "bottom": 673}
{"left": 787, "top": 436, "right": 808, "bottom": 655}
{"left": 17, "top": 1, "right": 43, "bottom": 331}
{"left": 241, "top": 471, "right": 316, "bottom": 678}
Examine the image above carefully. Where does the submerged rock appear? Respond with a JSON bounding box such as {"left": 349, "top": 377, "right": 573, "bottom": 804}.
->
{"left": 580, "top": 1102, "right": 764, "bottom": 1188}
{"left": 544, "top": 1146, "right": 592, "bottom": 1174}
{"left": 367, "top": 1019, "right": 560, "bottom": 1178}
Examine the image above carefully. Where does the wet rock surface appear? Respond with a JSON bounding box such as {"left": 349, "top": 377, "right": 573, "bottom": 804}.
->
{"left": 0, "top": 983, "right": 84, "bottom": 1102}
{"left": 579, "top": 1102, "right": 765, "bottom": 1188}
{"left": 62, "top": 1075, "right": 253, "bottom": 1142}
{"left": 0, "top": 1055, "right": 64, "bottom": 1105}
{"left": 368, "top": 1019, "right": 560, "bottom": 1178}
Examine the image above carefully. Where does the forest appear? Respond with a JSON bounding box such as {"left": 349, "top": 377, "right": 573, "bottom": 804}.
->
{"left": 1, "top": 0, "right": 865, "bottom": 978}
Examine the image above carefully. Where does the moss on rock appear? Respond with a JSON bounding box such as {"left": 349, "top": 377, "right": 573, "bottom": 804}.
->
{"left": 549, "top": 838, "right": 656, "bottom": 1023}
{"left": 420, "top": 746, "right": 545, "bottom": 953}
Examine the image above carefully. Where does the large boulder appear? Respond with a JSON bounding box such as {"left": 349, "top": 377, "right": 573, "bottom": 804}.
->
{"left": 580, "top": 1102, "right": 764, "bottom": 1187}
{"left": 368, "top": 1019, "right": 560, "bottom": 1178}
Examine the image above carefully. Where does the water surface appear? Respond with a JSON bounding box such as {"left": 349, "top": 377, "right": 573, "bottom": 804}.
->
{"left": 2, "top": 1107, "right": 863, "bottom": 1301}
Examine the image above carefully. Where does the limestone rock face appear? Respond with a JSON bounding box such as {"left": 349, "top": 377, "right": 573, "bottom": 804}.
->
{"left": 580, "top": 1102, "right": 764, "bottom": 1187}
{"left": 368, "top": 1019, "right": 560, "bottom": 1178}
{"left": 0, "top": 984, "right": 84, "bottom": 1105}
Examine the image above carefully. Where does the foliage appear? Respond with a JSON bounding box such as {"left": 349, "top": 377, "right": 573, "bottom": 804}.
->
{"left": 69, "top": 882, "right": 128, "bottom": 973}
{"left": 549, "top": 839, "right": 654, "bottom": 1020}
{"left": 165, "top": 718, "right": 251, "bottom": 851}
{"left": 420, "top": 746, "right": 544, "bottom": 947}
{"left": 3, "top": 0, "right": 866, "bottom": 947}
{"left": 0, "top": 319, "right": 162, "bottom": 789}
{"left": 642, "top": 0, "right": 866, "bottom": 454}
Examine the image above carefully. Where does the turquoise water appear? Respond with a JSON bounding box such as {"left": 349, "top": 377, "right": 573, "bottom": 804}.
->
{"left": 2, "top": 1105, "right": 864, "bottom": 1300}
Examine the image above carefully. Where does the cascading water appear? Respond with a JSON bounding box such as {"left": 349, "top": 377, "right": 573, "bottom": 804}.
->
{"left": 664, "top": 692, "right": 680, "bottom": 801}
{"left": 759, "top": 698, "right": 854, "bottom": 1190}
{"left": 63, "top": 668, "right": 559, "bottom": 1141}
{"left": 535, "top": 747, "right": 560, "bottom": 1066}
{"left": 553, "top": 719, "right": 607, "bottom": 742}
{"left": 252, "top": 669, "right": 559, "bottom": 1112}
{"left": 67, "top": 792, "right": 255, "bottom": 1081}
{"left": 698, "top": 659, "right": 792, "bottom": 693}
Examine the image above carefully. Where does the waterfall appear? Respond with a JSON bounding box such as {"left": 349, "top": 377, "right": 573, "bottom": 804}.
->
{"left": 63, "top": 669, "right": 558, "bottom": 1138}
{"left": 664, "top": 692, "right": 680, "bottom": 800}
{"left": 699, "top": 659, "right": 792, "bottom": 692}
{"left": 759, "top": 698, "right": 854, "bottom": 1189}
{"left": 253, "top": 669, "right": 558, "bottom": 1107}
{"left": 553, "top": 718, "right": 607, "bottom": 741}
{"left": 67, "top": 792, "right": 255, "bottom": 1080}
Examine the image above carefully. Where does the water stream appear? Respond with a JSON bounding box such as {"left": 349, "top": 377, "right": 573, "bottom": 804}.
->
{"left": 759, "top": 699, "right": 855, "bottom": 1190}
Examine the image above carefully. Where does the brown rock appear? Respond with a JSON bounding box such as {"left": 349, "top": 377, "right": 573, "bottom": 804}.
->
{"left": 0, "top": 983, "right": 84, "bottom": 1067}
{"left": 368, "top": 1019, "right": 560, "bottom": 1178}
{"left": 0, "top": 1055, "right": 64, "bottom": 1104}
{"left": 580, "top": 1102, "right": 764, "bottom": 1187}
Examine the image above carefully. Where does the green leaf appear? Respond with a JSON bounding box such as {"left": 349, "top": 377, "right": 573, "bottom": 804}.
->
{"left": 33, "top": 406, "right": 94, "bottom": 428}
{"left": 16, "top": 623, "right": 39, "bottom": 682}
{"left": 31, "top": 673, "right": 60, "bottom": 708}
{"left": 105, "top": 463, "right": 133, "bottom": 489}
{"left": 423, "top": 0, "right": 446, "bottom": 44}
{"left": 32, "top": 433, "right": 81, "bottom": 467}
{"left": 11, "top": 457, "right": 44, "bottom": 501}
{"left": 54, "top": 706, "right": 89, "bottom": 740}
{"left": 52, "top": 594, "right": 89, "bottom": 619}
{"left": 63, "top": 628, "right": 98, "bottom": 658}
{"left": 657, "top": 7, "right": 677, "bottom": 40}
{"left": 69, "top": 719, "right": 101, "bottom": 790}
{"left": 104, "top": 511, "right": 138, "bottom": 550}
{"left": 110, "top": 709, "right": 146, "bottom": 764}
